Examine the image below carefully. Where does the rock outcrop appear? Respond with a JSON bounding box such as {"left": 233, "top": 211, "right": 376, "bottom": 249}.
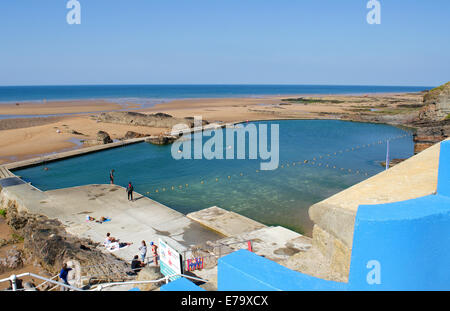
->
{"left": 420, "top": 82, "right": 450, "bottom": 121}
{"left": 122, "top": 131, "right": 148, "bottom": 140}
{"left": 97, "top": 111, "right": 206, "bottom": 129}
{"left": 145, "top": 135, "right": 178, "bottom": 145}
{"left": 0, "top": 249, "right": 24, "bottom": 274}
{"left": 135, "top": 266, "right": 165, "bottom": 291}
{"left": 412, "top": 82, "right": 450, "bottom": 153}
{"left": 1, "top": 198, "right": 130, "bottom": 278}
{"left": 97, "top": 131, "right": 113, "bottom": 144}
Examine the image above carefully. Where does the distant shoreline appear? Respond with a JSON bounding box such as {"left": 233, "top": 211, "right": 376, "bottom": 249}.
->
{"left": 0, "top": 84, "right": 431, "bottom": 104}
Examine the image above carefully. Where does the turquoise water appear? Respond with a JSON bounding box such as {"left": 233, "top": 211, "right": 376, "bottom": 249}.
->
{"left": 0, "top": 84, "right": 430, "bottom": 103}
{"left": 13, "top": 120, "right": 414, "bottom": 235}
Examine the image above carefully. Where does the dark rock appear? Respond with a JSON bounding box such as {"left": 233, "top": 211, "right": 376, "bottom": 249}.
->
{"left": 97, "top": 131, "right": 113, "bottom": 144}
{"left": 0, "top": 249, "right": 23, "bottom": 273}
{"left": 145, "top": 135, "right": 177, "bottom": 145}
{"left": 380, "top": 158, "right": 407, "bottom": 168}
{"left": 71, "top": 130, "right": 85, "bottom": 136}
{"left": 123, "top": 131, "right": 148, "bottom": 140}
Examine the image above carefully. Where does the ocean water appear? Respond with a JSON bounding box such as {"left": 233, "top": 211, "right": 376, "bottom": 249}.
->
{"left": 0, "top": 84, "right": 431, "bottom": 103}
{"left": 13, "top": 120, "right": 414, "bottom": 235}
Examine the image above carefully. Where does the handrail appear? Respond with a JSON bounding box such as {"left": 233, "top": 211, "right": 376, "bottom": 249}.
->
{"left": 1, "top": 272, "right": 208, "bottom": 291}
{"left": 0, "top": 273, "right": 83, "bottom": 291}
{"left": 34, "top": 274, "right": 59, "bottom": 289}
{"left": 89, "top": 273, "right": 209, "bottom": 291}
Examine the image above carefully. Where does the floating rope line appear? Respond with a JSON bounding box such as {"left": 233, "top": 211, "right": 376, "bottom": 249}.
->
{"left": 143, "top": 133, "right": 411, "bottom": 195}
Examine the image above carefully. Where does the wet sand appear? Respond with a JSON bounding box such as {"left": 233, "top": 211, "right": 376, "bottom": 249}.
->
{"left": 0, "top": 100, "right": 127, "bottom": 116}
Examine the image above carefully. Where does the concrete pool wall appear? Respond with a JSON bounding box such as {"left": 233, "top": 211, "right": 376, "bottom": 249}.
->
{"left": 307, "top": 139, "right": 445, "bottom": 280}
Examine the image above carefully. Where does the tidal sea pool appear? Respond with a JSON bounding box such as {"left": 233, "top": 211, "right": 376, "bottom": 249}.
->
{"left": 13, "top": 120, "right": 414, "bottom": 235}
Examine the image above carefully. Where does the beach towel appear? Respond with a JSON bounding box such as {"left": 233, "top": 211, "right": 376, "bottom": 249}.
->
{"left": 106, "top": 242, "right": 130, "bottom": 252}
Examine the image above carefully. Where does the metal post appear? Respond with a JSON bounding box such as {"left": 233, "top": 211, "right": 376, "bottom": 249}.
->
{"left": 10, "top": 275, "right": 17, "bottom": 291}
{"left": 385, "top": 139, "right": 390, "bottom": 170}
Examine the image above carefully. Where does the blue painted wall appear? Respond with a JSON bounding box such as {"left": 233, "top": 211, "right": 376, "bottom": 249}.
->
{"left": 349, "top": 195, "right": 450, "bottom": 290}
{"left": 160, "top": 277, "right": 206, "bottom": 291}
{"left": 217, "top": 140, "right": 450, "bottom": 291}
{"left": 218, "top": 250, "right": 346, "bottom": 291}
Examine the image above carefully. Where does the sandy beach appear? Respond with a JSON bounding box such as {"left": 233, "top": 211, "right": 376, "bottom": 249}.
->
{"left": 0, "top": 92, "right": 424, "bottom": 165}
{"left": 0, "top": 100, "right": 127, "bottom": 116}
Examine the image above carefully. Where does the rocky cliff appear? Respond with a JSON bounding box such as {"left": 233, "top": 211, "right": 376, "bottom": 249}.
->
{"left": 412, "top": 82, "right": 450, "bottom": 153}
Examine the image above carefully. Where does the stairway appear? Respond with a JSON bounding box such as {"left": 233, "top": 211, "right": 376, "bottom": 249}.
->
{"left": 0, "top": 166, "right": 14, "bottom": 179}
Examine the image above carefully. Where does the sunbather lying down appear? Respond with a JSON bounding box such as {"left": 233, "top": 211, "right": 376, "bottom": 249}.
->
{"left": 103, "top": 232, "right": 133, "bottom": 251}
{"left": 86, "top": 215, "right": 111, "bottom": 223}
{"left": 106, "top": 241, "right": 133, "bottom": 252}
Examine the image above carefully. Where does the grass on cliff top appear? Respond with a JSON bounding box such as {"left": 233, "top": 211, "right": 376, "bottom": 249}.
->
{"left": 424, "top": 81, "right": 450, "bottom": 102}
{"left": 429, "top": 81, "right": 450, "bottom": 93}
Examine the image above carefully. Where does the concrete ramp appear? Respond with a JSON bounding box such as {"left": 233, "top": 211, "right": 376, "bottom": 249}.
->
{"left": 218, "top": 250, "right": 346, "bottom": 291}
{"left": 187, "top": 206, "right": 266, "bottom": 237}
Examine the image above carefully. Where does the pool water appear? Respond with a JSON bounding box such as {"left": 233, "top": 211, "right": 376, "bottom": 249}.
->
{"left": 13, "top": 120, "right": 414, "bottom": 235}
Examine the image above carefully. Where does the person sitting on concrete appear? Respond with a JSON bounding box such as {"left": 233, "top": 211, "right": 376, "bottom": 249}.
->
{"left": 104, "top": 232, "right": 118, "bottom": 246}
{"left": 131, "top": 255, "right": 146, "bottom": 274}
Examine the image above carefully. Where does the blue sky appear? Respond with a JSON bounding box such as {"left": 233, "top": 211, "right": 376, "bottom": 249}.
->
{"left": 0, "top": 0, "right": 448, "bottom": 86}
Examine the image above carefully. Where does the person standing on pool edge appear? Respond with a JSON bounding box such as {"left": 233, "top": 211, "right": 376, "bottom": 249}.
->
{"left": 126, "top": 181, "right": 134, "bottom": 201}
{"left": 110, "top": 169, "right": 115, "bottom": 184}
